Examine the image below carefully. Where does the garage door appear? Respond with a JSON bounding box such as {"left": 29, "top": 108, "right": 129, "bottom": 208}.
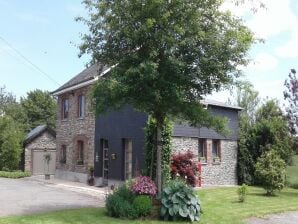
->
{"left": 32, "top": 150, "right": 56, "bottom": 175}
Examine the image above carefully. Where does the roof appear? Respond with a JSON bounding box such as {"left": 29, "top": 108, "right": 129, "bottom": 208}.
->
{"left": 201, "top": 99, "right": 242, "bottom": 111}
{"left": 51, "top": 63, "right": 242, "bottom": 111}
{"left": 24, "top": 125, "right": 56, "bottom": 146}
{"left": 51, "top": 63, "right": 108, "bottom": 95}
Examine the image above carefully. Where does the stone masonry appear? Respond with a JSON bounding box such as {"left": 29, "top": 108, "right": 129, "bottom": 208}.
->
{"left": 55, "top": 85, "right": 95, "bottom": 181}
{"left": 25, "top": 131, "right": 56, "bottom": 173}
{"left": 172, "top": 137, "right": 238, "bottom": 185}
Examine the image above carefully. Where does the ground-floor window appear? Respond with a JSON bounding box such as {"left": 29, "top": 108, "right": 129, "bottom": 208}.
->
{"left": 60, "top": 145, "right": 66, "bottom": 164}
{"left": 123, "top": 139, "right": 132, "bottom": 180}
{"left": 198, "top": 138, "right": 207, "bottom": 163}
{"left": 77, "top": 140, "right": 84, "bottom": 165}
{"left": 212, "top": 139, "right": 221, "bottom": 162}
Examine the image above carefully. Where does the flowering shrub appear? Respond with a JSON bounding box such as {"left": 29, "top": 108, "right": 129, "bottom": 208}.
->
{"left": 171, "top": 151, "right": 200, "bottom": 186}
{"left": 131, "top": 176, "right": 157, "bottom": 196}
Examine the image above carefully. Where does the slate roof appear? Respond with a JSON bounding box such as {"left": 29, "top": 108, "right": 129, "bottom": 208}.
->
{"left": 52, "top": 63, "right": 108, "bottom": 94}
{"left": 202, "top": 99, "right": 242, "bottom": 111}
{"left": 24, "top": 125, "right": 56, "bottom": 146}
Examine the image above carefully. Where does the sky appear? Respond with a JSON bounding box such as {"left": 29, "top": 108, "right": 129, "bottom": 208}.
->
{"left": 0, "top": 0, "right": 298, "bottom": 104}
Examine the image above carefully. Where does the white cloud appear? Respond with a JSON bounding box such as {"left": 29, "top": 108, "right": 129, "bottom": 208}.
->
{"left": 275, "top": 31, "right": 298, "bottom": 58}
{"left": 15, "top": 13, "right": 50, "bottom": 25}
{"left": 246, "top": 53, "right": 278, "bottom": 71}
{"left": 247, "top": 0, "right": 297, "bottom": 39}
{"left": 222, "top": 0, "right": 298, "bottom": 40}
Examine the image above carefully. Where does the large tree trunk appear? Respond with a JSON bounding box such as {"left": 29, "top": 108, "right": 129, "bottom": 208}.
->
{"left": 156, "top": 122, "right": 162, "bottom": 193}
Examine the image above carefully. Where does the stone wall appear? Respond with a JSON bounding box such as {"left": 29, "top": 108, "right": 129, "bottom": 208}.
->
{"left": 56, "top": 85, "right": 95, "bottom": 177}
{"left": 172, "top": 137, "right": 238, "bottom": 185}
{"left": 24, "top": 131, "right": 56, "bottom": 172}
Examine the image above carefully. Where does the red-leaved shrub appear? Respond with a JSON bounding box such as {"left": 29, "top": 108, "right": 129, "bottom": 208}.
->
{"left": 171, "top": 151, "right": 200, "bottom": 186}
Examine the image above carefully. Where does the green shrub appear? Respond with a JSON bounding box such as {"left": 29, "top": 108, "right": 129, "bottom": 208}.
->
{"left": 255, "top": 151, "right": 286, "bottom": 196}
{"left": 160, "top": 179, "right": 201, "bottom": 222}
{"left": 105, "top": 184, "right": 139, "bottom": 219}
{"left": 237, "top": 184, "right": 248, "bottom": 202}
{"left": 0, "top": 171, "right": 31, "bottom": 178}
{"left": 115, "top": 184, "right": 136, "bottom": 203}
{"left": 133, "top": 195, "right": 152, "bottom": 217}
{"left": 105, "top": 193, "right": 138, "bottom": 219}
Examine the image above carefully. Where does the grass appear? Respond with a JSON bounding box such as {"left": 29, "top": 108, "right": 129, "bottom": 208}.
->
{"left": 286, "top": 155, "right": 298, "bottom": 189}
{"left": 0, "top": 171, "right": 31, "bottom": 179}
{"left": 0, "top": 186, "right": 298, "bottom": 224}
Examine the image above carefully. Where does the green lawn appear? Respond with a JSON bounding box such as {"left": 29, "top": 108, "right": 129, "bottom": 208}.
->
{"left": 286, "top": 155, "right": 298, "bottom": 189}
{"left": 1, "top": 187, "right": 298, "bottom": 224}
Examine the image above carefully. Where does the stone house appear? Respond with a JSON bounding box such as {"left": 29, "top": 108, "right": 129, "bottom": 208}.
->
{"left": 24, "top": 125, "right": 56, "bottom": 175}
{"left": 52, "top": 64, "right": 241, "bottom": 186}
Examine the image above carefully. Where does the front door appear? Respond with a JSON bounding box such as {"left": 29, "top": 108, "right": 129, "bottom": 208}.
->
{"left": 102, "top": 139, "right": 109, "bottom": 186}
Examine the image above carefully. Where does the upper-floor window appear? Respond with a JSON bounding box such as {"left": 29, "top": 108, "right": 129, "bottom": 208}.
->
{"left": 212, "top": 140, "right": 221, "bottom": 162}
{"left": 60, "top": 145, "right": 66, "bottom": 164}
{"left": 77, "top": 140, "right": 84, "bottom": 165}
{"left": 78, "top": 95, "right": 85, "bottom": 118}
{"left": 62, "top": 98, "right": 69, "bottom": 119}
{"left": 198, "top": 139, "right": 207, "bottom": 163}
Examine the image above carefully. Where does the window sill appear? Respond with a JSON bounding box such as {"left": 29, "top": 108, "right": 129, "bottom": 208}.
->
{"left": 61, "top": 119, "right": 69, "bottom": 122}
{"left": 77, "top": 117, "right": 85, "bottom": 120}
{"left": 212, "top": 162, "right": 221, "bottom": 165}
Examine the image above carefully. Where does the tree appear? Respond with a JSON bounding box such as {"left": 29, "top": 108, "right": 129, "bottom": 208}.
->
{"left": 21, "top": 90, "right": 56, "bottom": 130}
{"left": 78, "top": 0, "right": 254, "bottom": 192}
{"left": 0, "top": 116, "right": 24, "bottom": 171}
{"left": 230, "top": 82, "right": 260, "bottom": 184}
{"left": 284, "top": 69, "right": 298, "bottom": 135}
{"left": 255, "top": 150, "right": 286, "bottom": 196}
{"left": 238, "top": 100, "right": 293, "bottom": 184}
{"left": 0, "top": 86, "right": 16, "bottom": 116}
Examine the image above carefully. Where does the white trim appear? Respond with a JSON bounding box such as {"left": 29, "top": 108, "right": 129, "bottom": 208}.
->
{"left": 52, "top": 77, "right": 98, "bottom": 96}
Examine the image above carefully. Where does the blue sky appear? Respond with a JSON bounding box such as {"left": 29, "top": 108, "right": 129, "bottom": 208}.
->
{"left": 0, "top": 0, "right": 297, "bottom": 103}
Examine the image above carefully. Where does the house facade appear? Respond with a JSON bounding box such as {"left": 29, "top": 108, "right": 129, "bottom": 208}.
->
{"left": 52, "top": 64, "right": 241, "bottom": 186}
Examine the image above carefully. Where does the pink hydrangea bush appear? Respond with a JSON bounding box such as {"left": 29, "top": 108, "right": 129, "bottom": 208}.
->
{"left": 131, "top": 176, "right": 157, "bottom": 197}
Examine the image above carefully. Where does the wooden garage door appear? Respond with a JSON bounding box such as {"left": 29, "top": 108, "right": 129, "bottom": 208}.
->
{"left": 32, "top": 150, "right": 56, "bottom": 175}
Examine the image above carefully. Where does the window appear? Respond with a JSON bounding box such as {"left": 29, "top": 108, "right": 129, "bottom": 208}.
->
{"left": 124, "top": 139, "right": 132, "bottom": 180}
{"left": 78, "top": 95, "right": 85, "bottom": 118}
{"left": 198, "top": 139, "right": 207, "bottom": 163}
{"left": 60, "top": 145, "right": 66, "bottom": 164}
{"left": 212, "top": 140, "right": 221, "bottom": 162}
{"left": 77, "top": 140, "right": 84, "bottom": 165}
{"left": 62, "top": 98, "right": 69, "bottom": 119}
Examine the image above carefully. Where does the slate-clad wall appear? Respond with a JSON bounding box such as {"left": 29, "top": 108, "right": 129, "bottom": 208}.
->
{"left": 173, "top": 106, "right": 239, "bottom": 141}
{"left": 94, "top": 105, "right": 148, "bottom": 180}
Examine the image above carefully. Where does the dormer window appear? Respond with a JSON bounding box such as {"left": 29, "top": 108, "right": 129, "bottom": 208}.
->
{"left": 62, "top": 98, "right": 69, "bottom": 119}
{"left": 78, "top": 95, "right": 85, "bottom": 118}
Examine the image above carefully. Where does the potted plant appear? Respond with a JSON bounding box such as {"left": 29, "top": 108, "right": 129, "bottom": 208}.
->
{"left": 44, "top": 152, "right": 52, "bottom": 180}
{"left": 87, "top": 166, "right": 95, "bottom": 186}
{"left": 199, "top": 156, "right": 206, "bottom": 163}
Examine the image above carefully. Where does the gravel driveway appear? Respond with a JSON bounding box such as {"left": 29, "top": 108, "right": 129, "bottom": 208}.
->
{"left": 0, "top": 178, "right": 102, "bottom": 217}
{"left": 246, "top": 211, "right": 298, "bottom": 224}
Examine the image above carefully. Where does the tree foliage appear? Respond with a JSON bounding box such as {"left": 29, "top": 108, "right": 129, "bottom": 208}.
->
{"left": 255, "top": 150, "right": 286, "bottom": 196}
{"left": 0, "top": 116, "right": 24, "bottom": 171}
{"left": 238, "top": 100, "right": 293, "bottom": 184}
{"left": 78, "top": 0, "right": 254, "bottom": 191}
{"left": 21, "top": 90, "right": 56, "bottom": 130}
{"left": 284, "top": 69, "right": 298, "bottom": 135}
